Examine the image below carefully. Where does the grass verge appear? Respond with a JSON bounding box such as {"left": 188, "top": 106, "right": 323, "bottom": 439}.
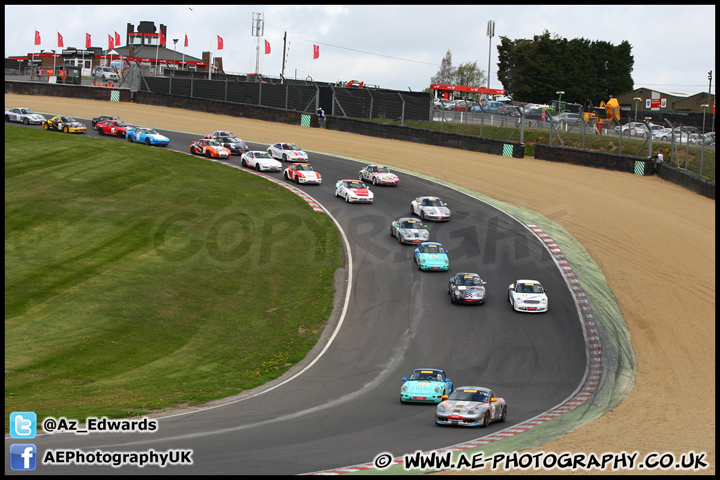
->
{"left": 4, "top": 125, "right": 343, "bottom": 428}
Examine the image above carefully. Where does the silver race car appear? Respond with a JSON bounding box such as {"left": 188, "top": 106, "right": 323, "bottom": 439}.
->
{"left": 5, "top": 107, "right": 46, "bottom": 125}
{"left": 411, "top": 196, "right": 450, "bottom": 221}
{"left": 390, "top": 217, "right": 429, "bottom": 245}
{"left": 448, "top": 273, "right": 487, "bottom": 304}
{"left": 435, "top": 386, "right": 507, "bottom": 427}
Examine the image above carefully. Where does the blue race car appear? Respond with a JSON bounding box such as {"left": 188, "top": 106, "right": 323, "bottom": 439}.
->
{"left": 400, "top": 368, "right": 453, "bottom": 404}
{"left": 126, "top": 127, "right": 169, "bottom": 146}
{"left": 414, "top": 242, "right": 449, "bottom": 271}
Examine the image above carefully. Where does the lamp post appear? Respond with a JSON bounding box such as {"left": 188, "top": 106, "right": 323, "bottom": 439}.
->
{"left": 556, "top": 91, "right": 564, "bottom": 111}
{"left": 700, "top": 104, "right": 709, "bottom": 175}
{"left": 633, "top": 97, "right": 642, "bottom": 123}
{"left": 173, "top": 39, "right": 178, "bottom": 73}
{"left": 486, "top": 20, "right": 495, "bottom": 102}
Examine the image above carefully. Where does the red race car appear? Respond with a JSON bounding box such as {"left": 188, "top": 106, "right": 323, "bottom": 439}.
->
{"left": 95, "top": 119, "right": 135, "bottom": 138}
{"left": 283, "top": 162, "right": 322, "bottom": 184}
{"left": 189, "top": 138, "right": 231, "bottom": 159}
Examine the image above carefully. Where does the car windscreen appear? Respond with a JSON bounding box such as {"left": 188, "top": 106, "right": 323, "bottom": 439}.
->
{"left": 409, "top": 371, "right": 442, "bottom": 381}
{"left": 400, "top": 220, "right": 421, "bottom": 229}
{"left": 422, "top": 199, "right": 444, "bottom": 206}
{"left": 421, "top": 244, "right": 443, "bottom": 254}
{"left": 448, "top": 389, "right": 488, "bottom": 402}
{"left": 345, "top": 181, "right": 364, "bottom": 188}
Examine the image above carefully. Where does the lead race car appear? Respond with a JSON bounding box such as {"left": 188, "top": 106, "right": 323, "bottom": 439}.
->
{"left": 435, "top": 386, "right": 507, "bottom": 427}
{"left": 508, "top": 279, "right": 549, "bottom": 313}
{"left": 400, "top": 368, "right": 453, "bottom": 404}
{"left": 411, "top": 196, "right": 450, "bottom": 221}
{"left": 358, "top": 165, "right": 399, "bottom": 186}
{"left": 448, "top": 272, "right": 487, "bottom": 304}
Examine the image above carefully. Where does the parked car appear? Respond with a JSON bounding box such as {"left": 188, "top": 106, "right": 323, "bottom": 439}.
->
{"left": 92, "top": 66, "right": 120, "bottom": 83}
{"left": 551, "top": 112, "right": 581, "bottom": 128}
{"left": 479, "top": 101, "right": 508, "bottom": 115}
{"left": 652, "top": 127, "right": 674, "bottom": 141}
{"left": 702, "top": 132, "right": 715, "bottom": 146}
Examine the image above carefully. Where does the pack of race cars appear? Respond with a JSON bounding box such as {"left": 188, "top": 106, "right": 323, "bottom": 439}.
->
{"left": 10, "top": 109, "right": 546, "bottom": 428}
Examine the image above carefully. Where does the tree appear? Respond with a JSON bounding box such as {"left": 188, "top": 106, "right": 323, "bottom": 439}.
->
{"left": 431, "top": 50, "right": 456, "bottom": 85}
{"left": 496, "top": 31, "right": 634, "bottom": 105}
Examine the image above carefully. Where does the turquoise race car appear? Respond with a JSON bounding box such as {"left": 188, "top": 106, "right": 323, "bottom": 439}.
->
{"left": 414, "top": 242, "right": 449, "bottom": 271}
{"left": 401, "top": 368, "right": 453, "bottom": 404}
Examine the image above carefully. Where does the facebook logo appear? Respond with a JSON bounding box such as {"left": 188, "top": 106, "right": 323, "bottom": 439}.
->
{"left": 10, "top": 444, "right": 37, "bottom": 471}
{"left": 10, "top": 411, "right": 36, "bottom": 439}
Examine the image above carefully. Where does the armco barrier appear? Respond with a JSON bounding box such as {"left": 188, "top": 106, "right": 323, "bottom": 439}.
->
{"left": 328, "top": 116, "right": 524, "bottom": 158}
{"left": 535, "top": 144, "right": 654, "bottom": 176}
{"left": 657, "top": 162, "right": 715, "bottom": 199}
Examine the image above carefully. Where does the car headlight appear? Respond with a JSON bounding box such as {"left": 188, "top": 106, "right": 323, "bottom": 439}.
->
{"left": 541, "top": 297, "right": 547, "bottom": 304}
{"left": 444, "top": 258, "right": 449, "bottom": 265}
{"left": 467, "top": 408, "right": 479, "bottom": 415}
{"left": 401, "top": 385, "right": 408, "bottom": 392}
{"left": 434, "top": 386, "right": 441, "bottom": 393}
{"left": 437, "top": 403, "right": 447, "bottom": 413}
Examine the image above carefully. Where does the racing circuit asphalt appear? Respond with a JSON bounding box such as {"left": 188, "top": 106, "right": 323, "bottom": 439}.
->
{"left": 5, "top": 120, "right": 587, "bottom": 475}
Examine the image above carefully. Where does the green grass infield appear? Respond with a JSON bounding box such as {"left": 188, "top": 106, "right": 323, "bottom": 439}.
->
{"left": 4, "top": 126, "right": 343, "bottom": 427}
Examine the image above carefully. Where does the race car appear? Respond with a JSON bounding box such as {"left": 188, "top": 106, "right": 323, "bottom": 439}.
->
{"left": 508, "top": 279, "right": 549, "bottom": 313}
{"left": 414, "top": 242, "right": 449, "bottom": 271}
{"left": 189, "top": 138, "right": 230, "bottom": 158}
{"left": 358, "top": 165, "right": 399, "bottom": 186}
{"left": 42, "top": 115, "right": 87, "bottom": 133}
{"left": 268, "top": 142, "right": 309, "bottom": 162}
{"left": 91, "top": 115, "right": 121, "bottom": 127}
{"left": 283, "top": 163, "right": 322, "bottom": 184}
{"left": 241, "top": 151, "right": 282, "bottom": 172}
{"left": 411, "top": 196, "right": 451, "bottom": 221}
{"left": 435, "top": 386, "right": 507, "bottom": 427}
{"left": 400, "top": 368, "right": 453, "bottom": 404}
{"left": 126, "top": 127, "right": 169, "bottom": 146}
{"left": 216, "top": 136, "right": 249, "bottom": 155}
{"left": 204, "top": 130, "right": 237, "bottom": 140}
{"left": 5, "top": 107, "right": 46, "bottom": 125}
{"left": 448, "top": 273, "right": 487, "bottom": 304}
{"left": 335, "top": 179, "right": 374, "bottom": 203}
{"left": 95, "top": 119, "right": 135, "bottom": 137}
{"left": 390, "top": 217, "right": 429, "bottom": 244}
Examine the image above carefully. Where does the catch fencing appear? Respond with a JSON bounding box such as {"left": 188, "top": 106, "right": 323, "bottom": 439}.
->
{"left": 139, "top": 74, "right": 432, "bottom": 123}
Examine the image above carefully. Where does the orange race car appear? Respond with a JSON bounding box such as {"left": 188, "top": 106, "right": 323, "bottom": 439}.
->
{"left": 189, "top": 138, "right": 231, "bottom": 159}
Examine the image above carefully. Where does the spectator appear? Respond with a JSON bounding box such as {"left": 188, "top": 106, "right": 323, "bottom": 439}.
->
{"left": 317, "top": 107, "right": 326, "bottom": 128}
{"left": 656, "top": 151, "right": 663, "bottom": 164}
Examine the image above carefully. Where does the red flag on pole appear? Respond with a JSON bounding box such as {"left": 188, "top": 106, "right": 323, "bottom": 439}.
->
{"left": 57, "top": 32, "right": 64, "bottom": 48}
{"left": 217, "top": 35, "right": 223, "bottom": 50}
{"left": 184, "top": 34, "right": 188, "bottom": 47}
{"left": 159, "top": 29, "right": 165, "bottom": 46}
{"left": 86, "top": 33, "right": 92, "bottom": 49}
{"left": 108, "top": 34, "right": 114, "bottom": 50}
{"left": 34, "top": 30, "right": 41, "bottom": 45}
{"left": 313, "top": 45, "right": 319, "bottom": 60}
{"left": 265, "top": 40, "right": 271, "bottom": 54}
{"left": 115, "top": 31, "right": 121, "bottom": 46}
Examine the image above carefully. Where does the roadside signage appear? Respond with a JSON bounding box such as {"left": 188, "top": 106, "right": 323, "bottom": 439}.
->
{"left": 645, "top": 98, "right": 666, "bottom": 109}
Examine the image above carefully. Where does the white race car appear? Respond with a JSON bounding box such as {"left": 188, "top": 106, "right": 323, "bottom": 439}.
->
{"left": 335, "top": 179, "right": 374, "bottom": 203}
{"left": 268, "top": 142, "right": 309, "bottom": 162}
{"left": 358, "top": 165, "right": 399, "bottom": 186}
{"left": 5, "top": 107, "right": 46, "bottom": 125}
{"left": 241, "top": 151, "right": 282, "bottom": 172}
{"left": 411, "top": 196, "right": 450, "bottom": 221}
{"left": 508, "top": 279, "right": 548, "bottom": 313}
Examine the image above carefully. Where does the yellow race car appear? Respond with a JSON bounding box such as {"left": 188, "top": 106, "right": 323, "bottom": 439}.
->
{"left": 43, "top": 115, "right": 87, "bottom": 134}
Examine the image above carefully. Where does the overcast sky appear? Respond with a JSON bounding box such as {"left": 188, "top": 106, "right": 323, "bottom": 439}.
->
{"left": 5, "top": 4, "right": 716, "bottom": 97}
